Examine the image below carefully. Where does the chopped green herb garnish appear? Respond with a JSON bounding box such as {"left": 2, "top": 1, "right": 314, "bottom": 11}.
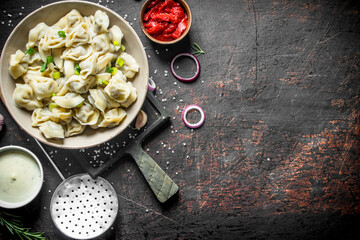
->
{"left": 40, "top": 62, "right": 47, "bottom": 72}
{"left": 25, "top": 47, "right": 36, "bottom": 56}
{"left": 191, "top": 42, "right": 205, "bottom": 57}
{"left": 120, "top": 44, "right": 126, "bottom": 51}
{"left": 113, "top": 40, "right": 119, "bottom": 46}
{"left": 102, "top": 80, "right": 109, "bottom": 85}
{"left": 74, "top": 71, "right": 80, "bottom": 75}
{"left": 51, "top": 92, "right": 57, "bottom": 97}
{"left": 75, "top": 63, "right": 81, "bottom": 73}
{"left": 58, "top": 30, "right": 66, "bottom": 38}
{"left": 40, "top": 55, "right": 54, "bottom": 72}
{"left": 47, "top": 56, "right": 53, "bottom": 64}
{"left": 111, "top": 67, "right": 118, "bottom": 76}
{"left": 49, "top": 102, "right": 58, "bottom": 112}
{"left": 52, "top": 71, "right": 61, "bottom": 79}
{"left": 116, "top": 57, "right": 124, "bottom": 67}
{"left": 106, "top": 67, "right": 114, "bottom": 73}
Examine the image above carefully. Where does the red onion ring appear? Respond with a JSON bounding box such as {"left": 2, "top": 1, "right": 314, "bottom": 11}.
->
{"left": 182, "top": 104, "right": 205, "bottom": 128}
{"left": 148, "top": 77, "right": 156, "bottom": 92}
{"left": 170, "top": 53, "right": 200, "bottom": 82}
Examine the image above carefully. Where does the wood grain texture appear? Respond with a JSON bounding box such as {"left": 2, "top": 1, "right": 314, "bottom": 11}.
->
{"left": 1, "top": 0, "right": 360, "bottom": 239}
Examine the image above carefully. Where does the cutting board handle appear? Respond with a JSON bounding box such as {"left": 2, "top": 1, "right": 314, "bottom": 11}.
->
{"left": 131, "top": 148, "right": 178, "bottom": 203}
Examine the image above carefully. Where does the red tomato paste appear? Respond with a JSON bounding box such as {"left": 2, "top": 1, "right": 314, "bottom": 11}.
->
{"left": 143, "top": 0, "right": 188, "bottom": 41}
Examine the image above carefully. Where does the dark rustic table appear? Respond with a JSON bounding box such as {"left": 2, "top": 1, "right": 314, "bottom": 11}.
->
{"left": 1, "top": 0, "right": 360, "bottom": 239}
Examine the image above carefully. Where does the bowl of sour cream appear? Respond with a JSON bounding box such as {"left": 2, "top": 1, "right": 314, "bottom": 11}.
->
{"left": 0, "top": 145, "right": 43, "bottom": 209}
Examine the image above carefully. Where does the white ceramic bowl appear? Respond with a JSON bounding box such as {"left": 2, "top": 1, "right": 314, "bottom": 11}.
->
{"left": 0, "top": 145, "right": 44, "bottom": 209}
{"left": 0, "top": 1, "right": 149, "bottom": 149}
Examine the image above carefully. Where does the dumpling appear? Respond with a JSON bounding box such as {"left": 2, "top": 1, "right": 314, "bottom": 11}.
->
{"left": 61, "top": 44, "right": 93, "bottom": 61}
{"left": 94, "top": 10, "right": 109, "bottom": 33}
{"left": 96, "top": 53, "right": 114, "bottom": 73}
{"left": 52, "top": 92, "right": 84, "bottom": 108}
{"left": 26, "top": 23, "right": 50, "bottom": 48}
{"left": 28, "top": 76, "right": 58, "bottom": 100}
{"left": 64, "top": 75, "right": 95, "bottom": 94}
{"left": 117, "top": 52, "right": 139, "bottom": 79}
{"left": 66, "top": 22, "right": 90, "bottom": 47}
{"left": 42, "top": 26, "right": 66, "bottom": 50}
{"left": 95, "top": 72, "right": 111, "bottom": 85}
{"left": 84, "top": 15, "right": 97, "bottom": 39}
{"left": 63, "top": 60, "right": 76, "bottom": 79}
{"left": 9, "top": 50, "right": 27, "bottom": 79}
{"left": 50, "top": 107, "right": 73, "bottom": 125}
{"left": 104, "top": 74, "right": 131, "bottom": 103}
{"left": 88, "top": 88, "right": 120, "bottom": 113}
{"left": 121, "top": 83, "right": 137, "bottom": 108}
{"left": 109, "top": 25, "right": 124, "bottom": 51}
{"left": 37, "top": 39, "right": 52, "bottom": 63}
{"left": 65, "top": 9, "right": 84, "bottom": 32}
{"left": 22, "top": 52, "right": 42, "bottom": 66}
{"left": 64, "top": 119, "right": 86, "bottom": 137}
{"left": 92, "top": 33, "right": 113, "bottom": 54}
{"left": 13, "top": 84, "right": 43, "bottom": 111}
{"left": 79, "top": 52, "right": 99, "bottom": 78}
{"left": 31, "top": 107, "right": 52, "bottom": 127}
{"left": 39, "top": 120, "right": 64, "bottom": 139}
{"left": 52, "top": 48, "right": 64, "bottom": 70}
{"left": 73, "top": 102, "right": 100, "bottom": 125}
{"left": 98, "top": 108, "right": 126, "bottom": 128}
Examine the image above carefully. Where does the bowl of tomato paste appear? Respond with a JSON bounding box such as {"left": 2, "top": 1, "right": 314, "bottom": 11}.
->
{"left": 140, "top": 0, "right": 192, "bottom": 44}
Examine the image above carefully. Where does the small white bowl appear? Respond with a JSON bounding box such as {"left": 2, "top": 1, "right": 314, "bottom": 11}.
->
{"left": 0, "top": 145, "right": 44, "bottom": 209}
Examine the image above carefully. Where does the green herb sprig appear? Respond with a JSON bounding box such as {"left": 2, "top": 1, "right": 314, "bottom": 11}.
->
{"left": 0, "top": 210, "right": 45, "bottom": 240}
{"left": 192, "top": 42, "right": 204, "bottom": 57}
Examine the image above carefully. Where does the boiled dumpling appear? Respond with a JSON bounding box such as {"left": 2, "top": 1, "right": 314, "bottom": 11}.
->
{"left": 65, "top": 9, "right": 84, "bottom": 32}
{"left": 104, "top": 76, "right": 131, "bottom": 104}
{"left": 9, "top": 50, "right": 27, "bottom": 79}
{"left": 88, "top": 88, "right": 120, "bottom": 113}
{"left": 52, "top": 92, "right": 84, "bottom": 108}
{"left": 66, "top": 22, "right": 90, "bottom": 47}
{"left": 98, "top": 108, "right": 126, "bottom": 128}
{"left": 109, "top": 25, "right": 123, "bottom": 51}
{"left": 31, "top": 107, "right": 52, "bottom": 127}
{"left": 13, "top": 84, "right": 43, "bottom": 110}
{"left": 121, "top": 83, "right": 137, "bottom": 108}
{"left": 28, "top": 76, "right": 58, "bottom": 100}
{"left": 94, "top": 10, "right": 109, "bottom": 33}
{"left": 42, "top": 26, "right": 66, "bottom": 50}
{"left": 96, "top": 53, "right": 114, "bottom": 73}
{"left": 73, "top": 101, "right": 100, "bottom": 125}
{"left": 26, "top": 22, "right": 50, "bottom": 48}
{"left": 63, "top": 60, "right": 76, "bottom": 79}
{"left": 63, "top": 75, "right": 95, "bottom": 94}
{"left": 64, "top": 119, "right": 86, "bottom": 137}
{"left": 39, "top": 120, "right": 64, "bottom": 139}
{"left": 50, "top": 107, "right": 73, "bottom": 125}
{"left": 79, "top": 52, "right": 99, "bottom": 78}
{"left": 117, "top": 52, "right": 139, "bottom": 79}
{"left": 61, "top": 45, "right": 93, "bottom": 61}
{"left": 92, "top": 33, "right": 112, "bottom": 54}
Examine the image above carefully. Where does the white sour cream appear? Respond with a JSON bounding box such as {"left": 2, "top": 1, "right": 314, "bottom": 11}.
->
{"left": 0, "top": 150, "right": 41, "bottom": 203}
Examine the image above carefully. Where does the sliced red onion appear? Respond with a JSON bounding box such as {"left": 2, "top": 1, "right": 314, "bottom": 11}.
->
{"left": 148, "top": 77, "right": 156, "bottom": 92}
{"left": 170, "top": 53, "right": 200, "bottom": 82}
{"left": 182, "top": 104, "right": 205, "bottom": 128}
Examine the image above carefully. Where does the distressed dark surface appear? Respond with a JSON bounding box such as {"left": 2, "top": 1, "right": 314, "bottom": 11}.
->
{"left": 1, "top": 0, "right": 360, "bottom": 239}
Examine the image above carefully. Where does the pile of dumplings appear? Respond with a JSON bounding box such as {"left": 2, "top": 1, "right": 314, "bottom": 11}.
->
{"left": 9, "top": 9, "right": 140, "bottom": 139}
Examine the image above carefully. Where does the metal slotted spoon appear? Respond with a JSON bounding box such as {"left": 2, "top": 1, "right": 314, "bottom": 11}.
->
{"left": 36, "top": 140, "right": 118, "bottom": 239}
